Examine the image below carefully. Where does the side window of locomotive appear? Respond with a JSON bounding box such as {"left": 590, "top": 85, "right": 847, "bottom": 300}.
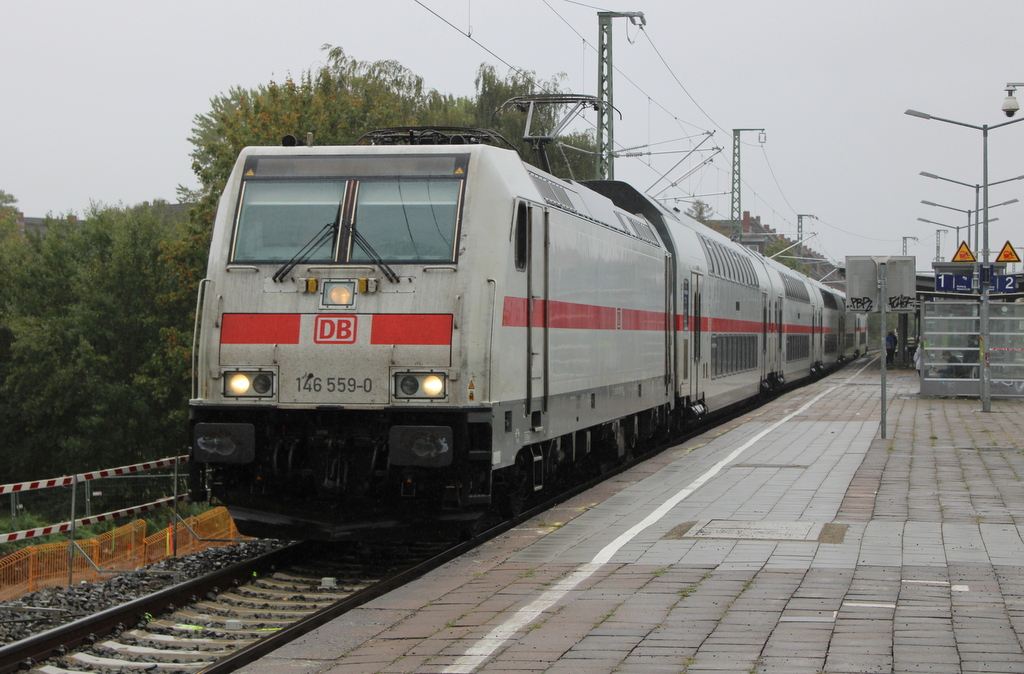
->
{"left": 232, "top": 181, "right": 348, "bottom": 262}
{"left": 351, "top": 179, "right": 461, "bottom": 262}
{"left": 514, "top": 202, "right": 529, "bottom": 272}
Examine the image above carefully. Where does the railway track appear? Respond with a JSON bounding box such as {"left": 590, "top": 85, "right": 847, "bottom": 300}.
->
{"left": 0, "top": 537, "right": 463, "bottom": 674}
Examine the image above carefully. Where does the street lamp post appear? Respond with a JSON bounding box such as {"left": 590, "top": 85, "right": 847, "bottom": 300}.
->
{"left": 917, "top": 216, "right": 999, "bottom": 259}
{"left": 920, "top": 196, "right": 1018, "bottom": 253}
{"left": 919, "top": 171, "right": 1024, "bottom": 252}
{"left": 905, "top": 107, "right": 1024, "bottom": 412}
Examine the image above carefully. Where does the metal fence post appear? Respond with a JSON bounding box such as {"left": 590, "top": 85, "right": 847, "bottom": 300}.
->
{"left": 67, "top": 475, "right": 77, "bottom": 587}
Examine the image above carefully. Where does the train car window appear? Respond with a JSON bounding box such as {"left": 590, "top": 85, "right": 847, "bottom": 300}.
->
{"left": 514, "top": 202, "right": 529, "bottom": 272}
{"left": 232, "top": 180, "right": 349, "bottom": 262}
{"left": 710, "top": 243, "right": 725, "bottom": 278}
{"left": 350, "top": 179, "right": 461, "bottom": 262}
{"left": 726, "top": 249, "right": 740, "bottom": 284}
{"left": 699, "top": 238, "right": 716, "bottom": 275}
{"left": 743, "top": 257, "right": 758, "bottom": 288}
{"left": 786, "top": 334, "right": 810, "bottom": 361}
{"left": 781, "top": 274, "right": 811, "bottom": 303}
{"left": 708, "top": 241, "right": 720, "bottom": 277}
{"left": 820, "top": 289, "right": 839, "bottom": 310}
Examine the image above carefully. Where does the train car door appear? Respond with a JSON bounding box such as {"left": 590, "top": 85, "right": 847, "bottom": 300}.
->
{"left": 525, "top": 206, "right": 549, "bottom": 428}
{"left": 776, "top": 298, "right": 784, "bottom": 375}
{"left": 761, "top": 291, "right": 769, "bottom": 384}
{"left": 818, "top": 308, "right": 825, "bottom": 362}
{"left": 663, "top": 254, "right": 675, "bottom": 396}
{"left": 690, "top": 272, "right": 704, "bottom": 404}
{"left": 810, "top": 310, "right": 817, "bottom": 371}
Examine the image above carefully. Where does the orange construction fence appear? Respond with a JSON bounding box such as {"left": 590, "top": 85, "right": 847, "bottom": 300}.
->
{"left": 0, "top": 507, "right": 244, "bottom": 602}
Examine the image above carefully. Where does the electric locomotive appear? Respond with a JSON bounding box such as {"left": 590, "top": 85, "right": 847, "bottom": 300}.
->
{"left": 188, "top": 128, "right": 859, "bottom": 540}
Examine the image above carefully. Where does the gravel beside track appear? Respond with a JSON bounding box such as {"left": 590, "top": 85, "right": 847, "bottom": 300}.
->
{"left": 0, "top": 540, "right": 285, "bottom": 645}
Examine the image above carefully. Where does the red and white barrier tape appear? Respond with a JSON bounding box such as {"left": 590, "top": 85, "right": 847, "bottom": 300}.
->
{"left": 0, "top": 495, "right": 186, "bottom": 543}
{"left": 0, "top": 455, "right": 189, "bottom": 495}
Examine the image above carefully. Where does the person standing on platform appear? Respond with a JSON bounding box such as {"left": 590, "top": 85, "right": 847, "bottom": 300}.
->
{"left": 886, "top": 330, "right": 897, "bottom": 366}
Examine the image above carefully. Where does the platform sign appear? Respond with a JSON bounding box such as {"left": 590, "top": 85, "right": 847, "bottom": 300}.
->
{"left": 936, "top": 273, "right": 974, "bottom": 293}
{"left": 845, "top": 256, "right": 917, "bottom": 313}
{"left": 994, "top": 275, "right": 1018, "bottom": 293}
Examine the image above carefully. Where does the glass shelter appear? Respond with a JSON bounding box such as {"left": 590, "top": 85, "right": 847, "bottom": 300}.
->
{"left": 920, "top": 300, "right": 1024, "bottom": 397}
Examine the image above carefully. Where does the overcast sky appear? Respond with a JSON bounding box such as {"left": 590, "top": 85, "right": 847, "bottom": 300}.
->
{"left": 3, "top": 0, "right": 1023, "bottom": 266}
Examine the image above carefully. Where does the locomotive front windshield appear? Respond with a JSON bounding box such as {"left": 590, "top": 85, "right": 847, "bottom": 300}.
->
{"left": 230, "top": 153, "right": 467, "bottom": 264}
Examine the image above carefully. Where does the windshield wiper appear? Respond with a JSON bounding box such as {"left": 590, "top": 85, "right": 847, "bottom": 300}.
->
{"left": 342, "top": 221, "right": 400, "bottom": 284}
{"left": 272, "top": 202, "right": 342, "bottom": 282}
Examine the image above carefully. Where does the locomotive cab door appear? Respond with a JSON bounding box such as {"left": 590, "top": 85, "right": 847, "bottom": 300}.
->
{"left": 525, "top": 205, "right": 549, "bottom": 429}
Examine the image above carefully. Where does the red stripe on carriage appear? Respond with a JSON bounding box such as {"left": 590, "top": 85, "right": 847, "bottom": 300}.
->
{"left": 502, "top": 297, "right": 665, "bottom": 330}
{"left": 370, "top": 314, "right": 453, "bottom": 345}
{"left": 221, "top": 314, "right": 301, "bottom": 344}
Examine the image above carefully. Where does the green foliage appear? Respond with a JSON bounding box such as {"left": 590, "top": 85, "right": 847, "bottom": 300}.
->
{"left": 0, "top": 190, "right": 17, "bottom": 237}
{"left": 765, "top": 237, "right": 808, "bottom": 275}
{"left": 685, "top": 199, "right": 714, "bottom": 224}
{"left": 0, "top": 202, "right": 190, "bottom": 483}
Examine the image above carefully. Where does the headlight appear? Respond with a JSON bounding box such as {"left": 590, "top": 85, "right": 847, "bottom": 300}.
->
{"left": 323, "top": 280, "right": 355, "bottom": 307}
{"left": 224, "top": 371, "right": 275, "bottom": 398}
{"left": 394, "top": 373, "right": 447, "bottom": 399}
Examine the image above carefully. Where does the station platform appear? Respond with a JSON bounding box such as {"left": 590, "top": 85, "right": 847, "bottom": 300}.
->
{"left": 240, "top": 359, "right": 1024, "bottom": 674}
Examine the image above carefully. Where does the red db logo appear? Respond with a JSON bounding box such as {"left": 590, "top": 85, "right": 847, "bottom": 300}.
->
{"left": 314, "top": 315, "right": 357, "bottom": 344}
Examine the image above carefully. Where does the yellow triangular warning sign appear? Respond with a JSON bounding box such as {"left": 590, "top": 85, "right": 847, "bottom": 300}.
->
{"left": 951, "top": 241, "right": 976, "bottom": 263}
{"left": 245, "top": 169, "right": 255, "bottom": 176}
{"left": 454, "top": 168, "right": 464, "bottom": 175}
{"left": 997, "top": 241, "right": 1021, "bottom": 263}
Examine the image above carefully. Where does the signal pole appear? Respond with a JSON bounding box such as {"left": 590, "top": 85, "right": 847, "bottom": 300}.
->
{"left": 730, "top": 129, "right": 765, "bottom": 238}
{"left": 596, "top": 11, "right": 645, "bottom": 179}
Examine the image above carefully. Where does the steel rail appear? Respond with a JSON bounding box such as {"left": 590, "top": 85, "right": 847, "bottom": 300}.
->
{"left": 0, "top": 543, "right": 310, "bottom": 674}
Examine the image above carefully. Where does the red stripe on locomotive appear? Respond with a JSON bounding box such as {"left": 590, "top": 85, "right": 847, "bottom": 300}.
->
{"left": 221, "top": 314, "right": 301, "bottom": 344}
{"left": 370, "top": 314, "right": 453, "bottom": 345}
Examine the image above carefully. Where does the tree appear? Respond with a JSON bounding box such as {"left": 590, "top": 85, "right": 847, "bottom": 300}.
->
{"left": 0, "top": 190, "right": 17, "bottom": 236}
{"left": 0, "top": 190, "right": 23, "bottom": 449}
{"left": 685, "top": 199, "right": 714, "bottom": 224}
{"left": 0, "top": 202, "right": 189, "bottom": 484}
{"left": 765, "top": 237, "right": 807, "bottom": 275}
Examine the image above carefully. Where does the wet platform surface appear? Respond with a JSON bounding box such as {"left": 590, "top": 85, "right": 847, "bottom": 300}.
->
{"left": 239, "top": 359, "right": 1024, "bottom": 674}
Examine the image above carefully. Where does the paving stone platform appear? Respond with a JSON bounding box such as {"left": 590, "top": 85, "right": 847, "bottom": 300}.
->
{"left": 239, "top": 359, "right": 1024, "bottom": 674}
